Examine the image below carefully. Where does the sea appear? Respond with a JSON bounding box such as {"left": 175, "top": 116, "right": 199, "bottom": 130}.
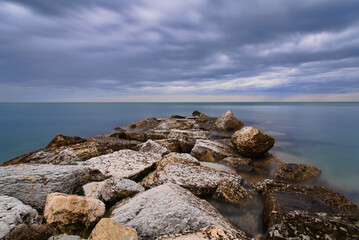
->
{"left": 0, "top": 102, "right": 358, "bottom": 235}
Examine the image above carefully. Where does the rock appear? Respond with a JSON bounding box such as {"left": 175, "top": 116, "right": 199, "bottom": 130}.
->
{"left": 145, "top": 130, "right": 170, "bottom": 140}
{"left": 49, "top": 234, "right": 86, "bottom": 240}
{"left": 192, "top": 110, "right": 202, "bottom": 116}
{"left": 154, "top": 139, "right": 182, "bottom": 153}
{"left": 220, "top": 157, "right": 255, "bottom": 173}
{"left": 140, "top": 140, "right": 170, "bottom": 156}
{"left": 44, "top": 193, "right": 106, "bottom": 238}
{"left": 2, "top": 136, "right": 141, "bottom": 166}
{"left": 0, "top": 164, "right": 93, "bottom": 211}
{"left": 156, "top": 153, "right": 200, "bottom": 168}
{"left": 273, "top": 163, "right": 321, "bottom": 182}
{"left": 85, "top": 149, "right": 162, "bottom": 180}
{"left": 171, "top": 115, "right": 186, "bottom": 119}
{"left": 166, "top": 129, "right": 211, "bottom": 152}
{"left": 125, "top": 117, "right": 160, "bottom": 130}
{"left": 110, "top": 183, "right": 248, "bottom": 240}
{"left": 231, "top": 127, "right": 275, "bottom": 158}
{"left": 100, "top": 176, "right": 144, "bottom": 204}
{"left": 110, "top": 130, "right": 147, "bottom": 142}
{"left": 0, "top": 195, "right": 42, "bottom": 239}
{"left": 199, "top": 162, "right": 236, "bottom": 174}
{"left": 191, "top": 139, "right": 238, "bottom": 161}
{"left": 213, "top": 180, "right": 250, "bottom": 204}
{"left": 141, "top": 157, "right": 242, "bottom": 196}
{"left": 46, "top": 134, "right": 86, "bottom": 148}
{"left": 88, "top": 218, "right": 138, "bottom": 240}
{"left": 154, "top": 118, "right": 200, "bottom": 130}
{"left": 82, "top": 182, "right": 105, "bottom": 199}
{"left": 5, "top": 223, "right": 57, "bottom": 240}
{"left": 215, "top": 111, "right": 244, "bottom": 132}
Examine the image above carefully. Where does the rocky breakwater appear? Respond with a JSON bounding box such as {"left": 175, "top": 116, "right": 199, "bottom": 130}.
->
{"left": 0, "top": 110, "right": 358, "bottom": 239}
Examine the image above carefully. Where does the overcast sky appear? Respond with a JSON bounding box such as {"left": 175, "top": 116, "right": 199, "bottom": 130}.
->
{"left": 1, "top": 0, "right": 359, "bottom": 102}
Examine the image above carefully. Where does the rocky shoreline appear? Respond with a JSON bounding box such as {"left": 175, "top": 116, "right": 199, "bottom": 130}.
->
{"left": 0, "top": 110, "right": 358, "bottom": 240}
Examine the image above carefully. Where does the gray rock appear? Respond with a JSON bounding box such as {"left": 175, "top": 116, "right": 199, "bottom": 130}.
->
{"left": 110, "top": 183, "right": 248, "bottom": 240}
{"left": 231, "top": 127, "right": 275, "bottom": 158}
{"left": 215, "top": 110, "right": 244, "bottom": 132}
{"left": 101, "top": 176, "right": 144, "bottom": 203}
{"left": 82, "top": 182, "right": 105, "bottom": 199}
{"left": 85, "top": 149, "right": 162, "bottom": 180}
{"left": 0, "top": 195, "right": 42, "bottom": 239}
{"left": 167, "top": 130, "right": 210, "bottom": 143}
{"left": 191, "top": 139, "right": 238, "bottom": 161}
{"left": 154, "top": 118, "right": 200, "bottom": 130}
{"left": 140, "top": 140, "right": 170, "bottom": 156}
{"left": 48, "top": 234, "right": 86, "bottom": 240}
{"left": 0, "top": 164, "right": 90, "bottom": 211}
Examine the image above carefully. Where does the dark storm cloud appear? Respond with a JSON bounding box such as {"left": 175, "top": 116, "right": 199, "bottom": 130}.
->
{"left": 1, "top": 0, "right": 359, "bottom": 101}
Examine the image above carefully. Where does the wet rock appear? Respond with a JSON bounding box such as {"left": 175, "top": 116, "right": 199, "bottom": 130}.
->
{"left": 88, "top": 218, "right": 138, "bottom": 240}
{"left": 200, "top": 162, "right": 236, "bottom": 174}
{"left": 191, "top": 139, "right": 238, "bottom": 162}
{"left": 46, "top": 135, "right": 86, "bottom": 148}
{"left": 82, "top": 182, "right": 105, "bottom": 199}
{"left": 44, "top": 193, "right": 106, "bottom": 238}
{"left": 0, "top": 164, "right": 92, "bottom": 211}
{"left": 100, "top": 176, "right": 144, "bottom": 204}
{"left": 250, "top": 179, "right": 289, "bottom": 193}
{"left": 85, "top": 149, "right": 162, "bottom": 180}
{"left": 231, "top": 127, "right": 275, "bottom": 158}
{"left": 48, "top": 234, "right": 86, "bottom": 240}
{"left": 110, "top": 130, "right": 147, "bottom": 142}
{"left": 0, "top": 195, "right": 42, "bottom": 239}
{"left": 213, "top": 180, "right": 250, "bottom": 204}
{"left": 110, "top": 183, "right": 248, "bottom": 240}
{"left": 221, "top": 157, "right": 255, "bottom": 173}
{"left": 215, "top": 110, "right": 244, "bottom": 132}
{"left": 140, "top": 140, "right": 170, "bottom": 156}
{"left": 5, "top": 223, "right": 57, "bottom": 240}
{"left": 273, "top": 163, "right": 321, "bottom": 182}
{"left": 125, "top": 117, "right": 160, "bottom": 130}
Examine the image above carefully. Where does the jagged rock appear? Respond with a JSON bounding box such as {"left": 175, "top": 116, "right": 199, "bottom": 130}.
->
{"left": 85, "top": 149, "right": 162, "bottom": 180}
{"left": 49, "top": 234, "right": 86, "bottom": 240}
{"left": 140, "top": 140, "right": 170, "bottom": 156}
{"left": 199, "top": 162, "right": 236, "bottom": 174}
{"left": 154, "top": 118, "right": 200, "bottom": 130}
{"left": 145, "top": 130, "right": 170, "bottom": 140}
{"left": 88, "top": 218, "right": 138, "bottom": 240}
{"left": 2, "top": 136, "right": 141, "bottom": 166}
{"left": 0, "top": 164, "right": 94, "bottom": 211}
{"left": 213, "top": 180, "right": 250, "bottom": 204}
{"left": 250, "top": 179, "right": 289, "bottom": 193}
{"left": 141, "top": 156, "right": 242, "bottom": 196}
{"left": 5, "top": 223, "right": 57, "bottom": 240}
{"left": 231, "top": 127, "right": 275, "bottom": 158}
{"left": 110, "top": 130, "right": 146, "bottom": 142}
{"left": 0, "top": 195, "right": 42, "bottom": 239}
{"left": 156, "top": 153, "right": 200, "bottom": 168}
{"left": 165, "top": 129, "right": 210, "bottom": 152}
{"left": 273, "top": 163, "right": 321, "bottom": 182}
{"left": 44, "top": 193, "right": 106, "bottom": 238}
{"left": 154, "top": 139, "right": 182, "bottom": 152}
{"left": 82, "top": 182, "right": 105, "bottom": 199}
{"left": 215, "top": 111, "right": 244, "bottom": 132}
{"left": 100, "top": 176, "right": 144, "bottom": 204}
{"left": 110, "top": 183, "right": 248, "bottom": 240}
{"left": 191, "top": 139, "right": 238, "bottom": 161}
{"left": 47, "top": 135, "right": 86, "bottom": 148}
{"left": 171, "top": 115, "right": 186, "bottom": 119}
{"left": 125, "top": 117, "right": 160, "bottom": 130}
{"left": 220, "top": 157, "right": 255, "bottom": 173}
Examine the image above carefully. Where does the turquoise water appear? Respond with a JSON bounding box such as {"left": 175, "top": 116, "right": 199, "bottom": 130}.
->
{"left": 1, "top": 102, "right": 358, "bottom": 203}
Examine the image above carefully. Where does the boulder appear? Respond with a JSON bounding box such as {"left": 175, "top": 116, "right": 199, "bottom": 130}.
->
{"left": 125, "top": 117, "right": 160, "bottom": 130}
{"left": 110, "top": 130, "right": 146, "bottom": 142}
{"left": 5, "top": 223, "right": 57, "bottom": 240}
{"left": 139, "top": 140, "right": 170, "bottom": 156}
{"left": 100, "top": 176, "right": 144, "bottom": 204}
{"left": 213, "top": 180, "right": 250, "bottom": 204}
{"left": 167, "top": 129, "right": 210, "bottom": 143}
{"left": 191, "top": 139, "right": 238, "bottom": 162}
{"left": 199, "top": 162, "right": 236, "bottom": 174}
{"left": 0, "top": 195, "right": 42, "bottom": 239}
{"left": 145, "top": 130, "right": 170, "bottom": 140}
{"left": 110, "top": 183, "right": 248, "bottom": 240}
{"left": 44, "top": 193, "right": 106, "bottom": 238}
{"left": 231, "top": 127, "right": 275, "bottom": 158}
{"left": 82, "top": 182, "right": 105, "bottom": 199}
{"left": 273, "top": 163, "right": 321, "bottom": 182}
{"left": 154, "top": 139, "right": 182, "bottom": 153}
{"left": 154, "top": 118, "right": 200, "bottom": 130}
{"left": 215, "top": 111, "right": 244, "bottom": 132}
{"left": 85, "top": 149, "right": 162, "bottom": 180}
{"left": 88, "top": 218, "right": 138, "bottom": 240}
{"left": 46, "top": 134, "right": 85, "bottom": 148}
{"left": 220, "top": 157, "right": 255, "bottom": 173}
{"left": 0, "top": 164, "right": 93, "bottom": 211}
{"left": 49, "top": 234, "right": 86, "bottom": 240}
{"left": 156, "top": 153, "right": 200, "bottom": 168}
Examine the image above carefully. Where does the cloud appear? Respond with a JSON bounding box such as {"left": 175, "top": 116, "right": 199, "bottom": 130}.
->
{"left": 0, "top": 0, "right": 359, "bottom": 101}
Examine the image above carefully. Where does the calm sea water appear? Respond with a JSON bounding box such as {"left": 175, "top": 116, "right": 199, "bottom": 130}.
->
{"left": 1, "top": 102, "right": 358, "bottom": 205}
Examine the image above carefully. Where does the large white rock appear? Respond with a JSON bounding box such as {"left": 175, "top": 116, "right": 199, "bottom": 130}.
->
{"left": 215, "top": 110, "right": 244, "bottom": 132}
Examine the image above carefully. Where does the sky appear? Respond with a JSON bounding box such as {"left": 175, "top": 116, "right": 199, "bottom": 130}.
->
{"left": 0, "top": 0, "right": 359, "bottom": 102}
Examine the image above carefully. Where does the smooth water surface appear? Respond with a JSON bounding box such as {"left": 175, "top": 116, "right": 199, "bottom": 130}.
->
{"left": 1, "top": 102, "right": 358, "bottom": 205}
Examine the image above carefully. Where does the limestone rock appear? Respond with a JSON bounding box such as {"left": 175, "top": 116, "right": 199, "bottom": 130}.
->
{"left": 110, "top": 130, "right": 146, "bottom": 142}
{"left": 88, "top": 218, "right": 138, "bottom": 240}
{"left": 44, "top": 193, "right": 106, "bottom": 238}
{"left": 145, "top": 130, "right": 170, "bottom": 140}
{"left": 85, "top": 149, "right": 162, "bottom": 180}
{"left": 191, "top": 139, "right": 238, "bottom": 162}
{"left": 125, "top": 117, "right": 160, "bottom": 130}
{"left": 273, "top": 163, "right": 321, "bottom": 182}
{"left": 82, "top": 182, "right": 105, "bottom": 199}
{"left": 110, "top": 183, "right": 248, "bottom": 240}
{"left": 167, "top": 129, "right": 210, "bottom": 143}
{"left": 220, "top": 157, "right": 255, "bottom": 173}
{"left": 140, "top": 140, "right": 170, "bottom": 156}
{"left": 213, "top": 180, "right": 250, "bottom": 204}
{"left": 156, "top": 153, "right": 200, "bottom": 168}
{"left": 231, "top": 127, "right": 275, "bottom": 158}
{"left": 199, "top": 162, "right": 236, "bottom": 174}
{"left": 215, "top": 111, "right": 244, "bottom": 132}
{"left": 154, "top": 118, "right": 200, "bottom": 130}
{"left": 0, "top": 164, "right": 92, "bottom": 211}
{"left": 48, "top": 234, "right": 86, "bottom": 240}
{"left": 47, "top": 135, "right": 85, "bottom": 148}
{"left": 154, "top": 139, "right": 182, "bottom": 152}
{"left": 0, "top": 195, "right": 42, "bottom": 239}
{"left": 5, "top": 223, "right": 57, "bottom": 240}
{"left": 100, "top": 176, "right": 144, "bottom": 204}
